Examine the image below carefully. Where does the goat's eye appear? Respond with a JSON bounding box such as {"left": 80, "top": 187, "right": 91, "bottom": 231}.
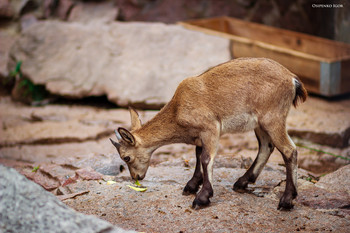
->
{"left": 124, "top": 156, "right": 130, "bottom": 162}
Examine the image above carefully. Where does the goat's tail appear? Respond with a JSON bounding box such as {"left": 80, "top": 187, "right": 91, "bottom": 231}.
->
{"left": 293, "top": 77, "right": 307, "bottom": 107}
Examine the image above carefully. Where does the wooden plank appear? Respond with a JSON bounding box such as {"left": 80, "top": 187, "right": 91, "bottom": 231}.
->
{"left": 222, "top": 17, "right": 350, "bottom": 61}
{"left": 231, "top": 41, "right": 321, "bottom": 78}
{"left": 178, "top": 21, "right": 251, "bottom": 43}
{"left": 180, "top": 17, "right": 350, "bottom": 96}
{"left": 184, "top": 17, "right": 350, "bottom": 62}
{"left": 180, "top": 21, "right": 326, "bottom": 62}
{"left": 230, "top": 40, "right": 321, "bottom": 95}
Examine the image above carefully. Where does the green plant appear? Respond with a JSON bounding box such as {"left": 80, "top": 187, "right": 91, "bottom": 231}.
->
{"left": 18, "top": 78, "right": 48, "bottom": 101}
{"left": 10, "top": 61, "right": 48, "bottom": 102}
{"left": 9, "top": 61, "right": 23, "bottom": 79}
{"left": 297, "top": 143, "right": 350, "bottom": 161}
{"left": 32, "top": 165, "right": 40, "bottom": 172}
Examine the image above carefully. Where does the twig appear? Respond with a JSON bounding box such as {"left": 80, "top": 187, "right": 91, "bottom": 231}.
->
{"left": 57, "top": 190, "right": 89, "bottom": 201}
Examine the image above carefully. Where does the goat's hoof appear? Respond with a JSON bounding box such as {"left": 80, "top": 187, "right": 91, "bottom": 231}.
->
{"left": 182, "top": 190, "right": 195, "bottom": 196}
{"left": 182, "top": 185, "right": 198, "bottom": 196}
{"left": 192, "top": 198, "right": 210, "bottom": 210}
{"left": 233, "top": 178, "right": 250, "bottom": 193}
{"left": 277, "top": 200, "right": 294, "bottom": 211}
{"left": 278, "top": 190, "right": 297, "bottom": 210}
{"left": 233, "top": 183, "right": 248, "bottom": 193}
{"left": 232, "top": 185, "right": 247, "bottom": 193}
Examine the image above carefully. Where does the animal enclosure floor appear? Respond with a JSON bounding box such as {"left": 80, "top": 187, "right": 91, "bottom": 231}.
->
{"left": 0, "top": 95, "right": 350, "bottom": 232}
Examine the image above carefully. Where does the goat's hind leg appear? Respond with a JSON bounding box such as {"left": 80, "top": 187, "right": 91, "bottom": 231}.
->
{"left": 233, "top": 127, "right": 274, "bottom": 192}
{"left": 183, "top": 146, "right": 203, "bottom": 195}
{"left": 266, "top": 125, "right": 298, "bottom": 210}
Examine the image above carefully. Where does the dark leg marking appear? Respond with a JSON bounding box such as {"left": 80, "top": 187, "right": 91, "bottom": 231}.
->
{"left": 278, "top": 150, "right": 298, "bottom": 210}
{"left": 183, "top": 146, "right": 203, "bottom": 195}
{"left": 265, "top": 124, "right": 298, "bottom": 210}
{"left": 192, "top": 146, "right": 214, "bottom": 209}
{"left": 233, "top": 127, "right": 274, "bottom": 192}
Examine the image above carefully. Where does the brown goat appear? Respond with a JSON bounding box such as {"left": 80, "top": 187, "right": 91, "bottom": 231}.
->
{"left": 110, "top": 57, "right": 307, "bottom": 210}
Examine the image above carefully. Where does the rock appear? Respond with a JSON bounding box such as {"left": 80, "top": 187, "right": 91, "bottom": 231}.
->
{"left": 8, "top": 20, "right": 231, "bottom": 109}
{"left": 0, "top": 119, "right": 113, "bottom": 146}
{"left": 297, "top": 185, "right": 350, "bottom": 217}
{"left": 1, "top": 0, "right": 42, "bottom": 19}
{"left": 76, "top": 167, "right": 103, "bottom": 180}
{"left": 94, "top": 156, "right": 126, "bottom": 176}
{"left": 54, "top": 0, "right": 75, "bottom": 20}
{"left": 0, "top": 28, "right": 18, "bottom": 91}
{"left": 20, "top": 13, "right": 39, "bottom": 30}
{"left": 115, "top": 0, "right": 247, "bottom": 23}
{"left": 62, "top": 164, "right": 350, "bottom": 232}
{"left": 0, "top": 164, "right": 134, "bottom": 233}
{"left": 68, "top": 1, "right": 119, "bottom": 23}
{"left": 316, "top": 164, "right": 350, "bottom": 194}
{"left": 288, "top": 97, "right": 350, "bottom": 148}
{"left": 1, "top": 95, "right": 349, "bottom": 176}
{"left": 0, "top": 0, "right": 14, "bottom": 18}
{"left": 1, "top": 94, "right": 350, "bottom": 230}
{"left": 21, "top": 165, "right": 62, "bottom": 191}
{"left": 0, "top": 96, "right": 129, "bottom": 147}
{"left": 0, "top": 158, "right": 78, "bottom": 191}
{"left": 0, "top": 0, "right": 74, "bottom": 21}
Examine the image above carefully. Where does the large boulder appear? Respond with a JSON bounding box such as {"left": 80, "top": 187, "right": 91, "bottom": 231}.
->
{"left": 316, "top": 164, "right": 350, "bottom": 194}
{"left": 288, "top": 97, "right": 350, "bottom": 148}
{"left": 8, "top": 20, "right": 231, "bottom": 109}
{"left": 0, "top": 164, "right": 134, "bottom": 233}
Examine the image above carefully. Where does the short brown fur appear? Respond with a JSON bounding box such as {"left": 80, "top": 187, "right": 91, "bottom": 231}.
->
{"left": 110, "top": 57, "right": 307, "bottom": 210}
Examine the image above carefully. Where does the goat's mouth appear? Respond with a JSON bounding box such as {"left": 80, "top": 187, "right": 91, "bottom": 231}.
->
{"left": 134, "top": 174, "right": 145, "bottom": 181}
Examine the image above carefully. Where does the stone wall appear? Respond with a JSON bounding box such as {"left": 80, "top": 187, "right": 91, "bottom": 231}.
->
{"left": 115, "top": 0, "right": 350, "bottom": 43}
{"left": 1, "top": 0, "right": 349, "bottom": 43}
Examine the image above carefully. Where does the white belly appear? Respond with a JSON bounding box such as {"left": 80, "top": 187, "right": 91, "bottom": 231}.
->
{"left": 220, "top": 113, "right": 258, "bottom": 135}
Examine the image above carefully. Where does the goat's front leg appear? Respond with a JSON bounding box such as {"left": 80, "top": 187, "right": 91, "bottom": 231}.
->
{"left": 183, "top": 146, "right": 203, "bottom": 195}
{"left": 192, "top": 131, "right": 218, "bottom": 209}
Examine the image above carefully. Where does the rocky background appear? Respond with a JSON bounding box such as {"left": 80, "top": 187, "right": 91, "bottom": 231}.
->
{"left": 1, "top": 0, "right": 350, "bottom": 232}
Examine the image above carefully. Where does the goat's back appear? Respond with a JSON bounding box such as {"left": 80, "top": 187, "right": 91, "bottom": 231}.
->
{"left": 174, "top": 58, "right": 296, "bottom": 117}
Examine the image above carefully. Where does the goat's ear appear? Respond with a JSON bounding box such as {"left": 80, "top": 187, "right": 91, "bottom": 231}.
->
{"left": 114, "top": 129, "right": 122, "bottom": 141}
{"left": 118, "top": 127, "right": 136, "bottom": 146}
{"left": 109, "top": 138, "right": 121, "bottom": 149}
{"left": 129, "top": 107, "right": 142, "bottom": 131}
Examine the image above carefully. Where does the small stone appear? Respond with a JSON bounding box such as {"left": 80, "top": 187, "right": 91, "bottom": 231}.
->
{"left": 76, "top": 167, "right": 103, "bottom": 181}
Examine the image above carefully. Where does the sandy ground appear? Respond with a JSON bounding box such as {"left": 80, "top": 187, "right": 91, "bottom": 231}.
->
{"left": 1, "top": 95, "right": 350, "bottom": 232}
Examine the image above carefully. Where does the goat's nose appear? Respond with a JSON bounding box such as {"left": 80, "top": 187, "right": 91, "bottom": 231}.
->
{"left": 136, "top": 174, "right": 144, "bottom": 180}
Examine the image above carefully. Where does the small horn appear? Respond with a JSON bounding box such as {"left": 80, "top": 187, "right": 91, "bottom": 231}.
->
{"left": 114, "top": 129, "right": 122, "bottom": 141}
{"left": 110, "top": 138, "right": 121, "bottom": 149}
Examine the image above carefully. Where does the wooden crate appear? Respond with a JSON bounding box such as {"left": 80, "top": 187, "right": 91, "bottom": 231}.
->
{"left": 179, "top": 17, "right": 350, "bottom": 97}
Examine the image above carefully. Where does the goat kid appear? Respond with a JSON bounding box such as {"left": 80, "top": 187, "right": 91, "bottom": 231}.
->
{"left": 110, "top": 57, "right": 307, "bottom": 210}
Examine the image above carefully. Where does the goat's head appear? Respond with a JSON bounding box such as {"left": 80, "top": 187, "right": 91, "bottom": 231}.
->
{"left": 110, "top": 108, "right": 151, "bottom": 180}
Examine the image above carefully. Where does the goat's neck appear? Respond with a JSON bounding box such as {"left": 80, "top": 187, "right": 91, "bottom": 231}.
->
{"left": 133, "top": 106, "right": 183, "bottom": 152}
